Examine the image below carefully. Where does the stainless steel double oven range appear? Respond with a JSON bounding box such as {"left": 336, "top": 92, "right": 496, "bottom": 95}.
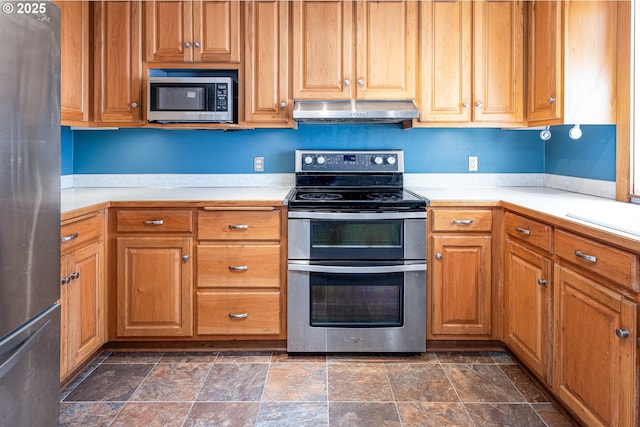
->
{"left": 285, "top": 150, "right": 429, "bottom": 353}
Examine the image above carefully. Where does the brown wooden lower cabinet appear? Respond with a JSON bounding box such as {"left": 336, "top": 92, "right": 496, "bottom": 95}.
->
{"left": 116, "top": 237, "right": 193, "bottom": 337}
{"left": 554, "top": 265, "right": 638, "bottom": 427}
{"left": 504, "top": 240, "right": 553, "bottom": 384}
{"left": 60, "top": 240, "right": 105, "bottom": 381}
{"left": 431, "top": 234, "right": 492, "bottom": 337}
{"left": 197, "top": 291, "right": 281, "bottom": 335}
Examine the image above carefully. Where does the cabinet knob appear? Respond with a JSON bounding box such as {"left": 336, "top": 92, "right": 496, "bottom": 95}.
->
{"left": 279, "top": 102, "right": 286, "bottom": 109}
{"left": 615, "top": 328, "right": 630, "bottom": 339}
{"left": 61, "top": 277, "right": 71, "bottom": 285}
{"left": 548, "top": 96, "right": 556, "bottom": 103}
{"left": 344, "top": 79, "right": 351, "bottom": 87}
{"left": 131, "top": 102, "right": 138, "bottom": 108}
{"left": 537, "top": 278, "right": 547, "bottom": 287}
{"left": 475, "top": 101, "right": 483, "bottom": 108}
{"left": 194, "top": 41, "right": 200, "bottom": 48}
{"left": 462, "top": 102, "right": 470, "bottom": 108}
{"left": 184, "top": 42, "right": 191, "bottom": 48}
{"left": 70, "top": 272, "right": 80, "bottom": 280}
{"left": 435, "top": 253, "right": 443, "bottom": 260}
{"left": 182, "top": 255, "right": 190, "bottom": 262}
{"left": 357, "top": 79, "right": 365, "bottom": 86}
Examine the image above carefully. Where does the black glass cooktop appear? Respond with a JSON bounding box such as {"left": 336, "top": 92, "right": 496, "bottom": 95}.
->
{"left": 286, "top": 187, "right": 429, "bottom": 211}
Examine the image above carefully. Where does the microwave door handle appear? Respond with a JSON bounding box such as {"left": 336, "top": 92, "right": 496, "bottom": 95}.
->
{"left": 287, "top": 263, "right": 426, "bottom": 274}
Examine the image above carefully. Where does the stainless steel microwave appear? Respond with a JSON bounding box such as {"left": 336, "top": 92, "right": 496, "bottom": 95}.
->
{"left": 147, "top": 77, "right": 234, "bottom": 123}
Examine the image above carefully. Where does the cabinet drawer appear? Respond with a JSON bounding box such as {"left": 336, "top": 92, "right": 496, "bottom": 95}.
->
{"left": 197, "top": 291, "right": 281, "bottom": 335}
{"left": 555, "top": 229, "right": 640, "bottom": 292}
{"left": 431, "top": 209, "right": 493, "bottom": 232}
{"left": 61, "top": 211, "right": 104, "bottom": 253}
{"left": 197, "top": 245, "right": 281, "bottom": 288}
{"left": 198, "top": 209, "right": 280, "bottom": 241}
{"left": 504, "top": 212, "right": 553, "bottom": 253}
{"left": 116, "top": 210, "right": 193, "bottom": 233}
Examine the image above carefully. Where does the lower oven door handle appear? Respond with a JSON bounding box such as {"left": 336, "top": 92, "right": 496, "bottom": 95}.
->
{"left": 287, "top": 263, "right": 426, "bottom": 274}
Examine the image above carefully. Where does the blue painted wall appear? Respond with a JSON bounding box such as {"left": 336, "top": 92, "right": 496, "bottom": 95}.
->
{"left": 61, "top": 124, "right": 615, "bottom": 181}
{"left": 544, "top": 125, "right": 616, "bottom": 181}
{"left": 61, "top": 126, "right": 73, "bottom": 175}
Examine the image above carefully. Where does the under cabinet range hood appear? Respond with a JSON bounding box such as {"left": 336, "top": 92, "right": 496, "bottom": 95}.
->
{"left": 292, "top": 100, "right": 420, "bottom": 124}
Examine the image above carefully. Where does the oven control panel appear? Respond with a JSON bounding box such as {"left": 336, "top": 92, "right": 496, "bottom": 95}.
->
{"left": 296, "top": 150, "right": 404, "bottom": 173}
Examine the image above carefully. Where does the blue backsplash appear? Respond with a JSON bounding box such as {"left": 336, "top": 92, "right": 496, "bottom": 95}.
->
{"left": 61, "top": 124, "right": 615, "bottom": 181}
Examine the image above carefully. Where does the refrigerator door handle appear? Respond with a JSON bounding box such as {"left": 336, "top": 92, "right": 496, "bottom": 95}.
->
{"left": 0, "top": 319, "right": 50, "bottom": 380}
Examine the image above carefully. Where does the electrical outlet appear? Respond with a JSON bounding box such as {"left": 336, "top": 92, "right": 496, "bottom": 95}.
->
{"left": 468, "top": 156, "right": 478, "bottom": 172}
{"left": 253, "top": 156, "right": 264, "bottom": 172}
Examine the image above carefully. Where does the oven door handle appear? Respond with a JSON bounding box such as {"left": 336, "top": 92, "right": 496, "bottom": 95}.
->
{"left": 288, "top": 211, "right": 426, "bottom": 220}
{"left": 287, "top": 262, "right": 426, "bottom": 274}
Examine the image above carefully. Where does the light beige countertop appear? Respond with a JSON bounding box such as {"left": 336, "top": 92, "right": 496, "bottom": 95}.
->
{"left": 411, "top": 186, "right": 640, "bottom": 244}
{"left": 62, "top": 185, "right": 640, "bottom": 246}
{"left": 61, "top": 186, "right": 293, "bottom": 214}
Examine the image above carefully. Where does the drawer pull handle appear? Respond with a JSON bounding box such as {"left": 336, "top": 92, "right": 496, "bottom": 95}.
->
{"left": 515, "top": 227, "right": 531, "bottom": 236}
{"left": 60, "top": 232, "right": 79, "bottom": 242}
{"left": 144, "top": 220, "right": 164, "bottom": 225}
{"left": 615, "top": 328, "right": 630, "bottom": 339}
{"left": 537, "top": 278, "right": 547, "bottom": 287}
{"left": 229, "top": 265, "right": 249, "bottom": 271}
{"left": 575, "top": 250, "right": 597, "bottom": 263}
{"left": 229, "top": 312, "right": 249, "bottom": 319}
{"left": 229, "top": 224, "right": 249, "bottom": 230}
{"left": 453, "top": 219, "right": 473, "bottom": 225}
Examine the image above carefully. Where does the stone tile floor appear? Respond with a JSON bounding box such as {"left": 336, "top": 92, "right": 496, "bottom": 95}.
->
{"left": 59, "top": 350, "right": 577, "bottom": 426}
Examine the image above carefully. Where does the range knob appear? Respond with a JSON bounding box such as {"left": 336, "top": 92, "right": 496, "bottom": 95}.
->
{"left": 303, "top": 156, "right": 314, "bottom": 165}
{"left": 316, "top": 156, "right": 326, "bottom": 165}
{"left": 386, "top": 156, "right": 396, "bottom": 165}
{"left": 373, "top": 156, "right": 384, "bottom": 165}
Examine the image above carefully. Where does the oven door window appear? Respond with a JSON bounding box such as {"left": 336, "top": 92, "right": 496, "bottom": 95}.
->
{"left": 310, "top": 220, "right": 403, "bottom": 260}
{"left": 310, "top": 272, "right": 403, "bottom": 327}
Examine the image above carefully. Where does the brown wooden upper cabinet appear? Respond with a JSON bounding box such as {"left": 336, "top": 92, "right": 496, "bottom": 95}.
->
{"left": 242, "top": 0, "right": 293, "bottom": 127}
{"left": 55, "top": 0, "right": 91, "bottom": 125}
{"left": 93, "top": 0, "right": 143, "bottom": 125}
{"left": 418, "top": 0, "right": 524, "bottom": 126}
{"left": 292, "top": 0, "right": 417, "bottom": 101}
{"left": 527, "top": 1, "right": 617, "bottom": 125}
{"left": 144, "top": 0, "right": 240, "bottom": 63}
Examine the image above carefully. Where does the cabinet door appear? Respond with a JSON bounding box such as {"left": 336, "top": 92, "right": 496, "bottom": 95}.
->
{"left": 431, "top": 235, "right": 492, "bottom": 336}
{"left": 419, "top": 0, "right": 472, "bottom": 123}
{"left": 473, "top": 0, "right": 524, "bottom": 123}
{"left": 56, "top": 0, "right": 90, "bottom": 124}
{"left": 66, "top": 241, "right": 105, "bottom": 370}
{"left": 94, "top": 0, "right": 142, "bottom": 124}
{"left": 554, "top": 265, "right": 638, "bottom": 427}
{"left": 144, "top": 0, "right": 191, "bottom": 62}
{"left": 117, "top": 237, "right": 193, "bottom": 337}
{"left": 504, "top": 241, "right": 552, "bottom": 384}
{"left": 355, "top": 1, "right": 416, "bottom": 100}
{"left": 292, "top": 0, "right": 353, "bottom": 100}
{"left": 526, "top": 1, "right": 561, "bottom": 124}
{"left": 193, "top": 0, "right": 240, "bottom": 63}
{"left": 243, "top": 0, "right": 292, "bottom": 126}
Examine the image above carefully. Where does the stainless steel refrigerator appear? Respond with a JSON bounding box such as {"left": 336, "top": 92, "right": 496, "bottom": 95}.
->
{"left": 0, "top": 3, "right": 61, "bottom": 426}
